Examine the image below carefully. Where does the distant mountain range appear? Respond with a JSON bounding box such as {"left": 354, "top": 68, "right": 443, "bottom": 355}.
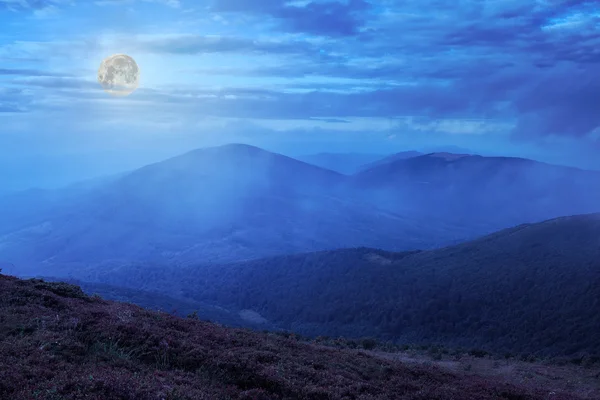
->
{"left": 297, "top": 146, "right": 473, "bottom": 174}
{"left": 353, "top": 151, "right": 600, "bottom": 229}
{"left": 358, "top": 150, "right": 423, "bottom": 171}
{"left": 296, "top": 152, "right": 387, "bottom": 174}
{"left": 79, "top": 213, "right": 600, "bottom": 358}
{"left": 2, "top": 143, "right": 600, "bottom": 276}
{"left": 0, "top": 144, "right": 466, "bottom": 274}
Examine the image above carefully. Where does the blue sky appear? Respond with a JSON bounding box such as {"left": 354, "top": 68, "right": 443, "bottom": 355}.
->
{"left": 1, "top": 0, "right": 600, "bottom": 190}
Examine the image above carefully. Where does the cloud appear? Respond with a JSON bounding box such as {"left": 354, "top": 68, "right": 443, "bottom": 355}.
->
{"left": 347, "top": 0, "right": 600, "bottom": 140}
{"left": 211, "top": 0, "right": 371, "bottom": 36}
{"left": 308, "top": 117, "right": 351, "bottom": 123}
{"left": 0, "top": 0, "right": 65, "bottom": 10}
{"left": 3, "top": 0, "right": 600, "bottom": 146}
{"left": 0, "top": 105, "right": 24, "bottom": 112}
{"left": 94, "top": 0, "right": 181, "bottom": 7}
{"left": 511, "top": 68, "right": 600, "bottom": 139}
{"left": 10, "top": 76, "right": 98, "bottom": 89}
{"left": 0, "top": 68, "right": 73, "bottom": 77}
{"left": 134, "top": 34, "right": 322, "bottom": 56}
{"left": 0, "top": 87, "right": 31, "bottom": 113}
{"left": 0, "top": 0, "right": 179, "bottom": 10}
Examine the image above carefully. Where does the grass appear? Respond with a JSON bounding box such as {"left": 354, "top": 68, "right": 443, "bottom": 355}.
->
{"left": 0, "top": 273, "right": 588, "bottom": 399}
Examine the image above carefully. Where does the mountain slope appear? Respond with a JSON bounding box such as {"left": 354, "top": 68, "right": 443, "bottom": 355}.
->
{"left": 358, "top": 150, "right": 422, "bottom": 171}
{"left": 0, "top": 172, "right": 125, "bottom": 236}
{"left": 84, "top": 213, "right": 600, "bottom": 358}
{"left": 297, "top": 152, "right": 386, "bottom": 174}
{"left": 36, "top": 276, "right": 277, "bottom": 330}
{"left": 5, "top": 145, "right": 600, "bottom": 276}
{"left": 0, "top": 144, "right": 466, "bottom": 274}
{"left": 0, "top": 273, "right": 579, "bottom": 400}
{"left": 352, "top": 152, "right": 600, "bottom": 229}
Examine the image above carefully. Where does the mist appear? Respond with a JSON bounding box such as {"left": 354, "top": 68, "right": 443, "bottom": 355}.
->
{"left": 3, "top": 143, "right": 600, "bottom": 282}
{"left": 3, "top": 1, "right": 600, "bottom": 397}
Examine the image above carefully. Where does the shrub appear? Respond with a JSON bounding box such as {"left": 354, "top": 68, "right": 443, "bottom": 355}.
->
{"left": 360, "top": 338, "right": 378, "bottom": 350}
{"left": 468, "top": 349, "right": 489, "bottom": 358}
{"left": 186, "top": 311, "right": 199, "bottom": 320}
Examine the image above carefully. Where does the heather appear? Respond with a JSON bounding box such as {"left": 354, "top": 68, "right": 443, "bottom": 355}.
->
{"left": 0, "top": 274, "right": 579, "bottom": 400}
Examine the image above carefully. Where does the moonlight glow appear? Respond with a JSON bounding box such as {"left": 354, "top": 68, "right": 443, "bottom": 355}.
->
{"left": 97, "top": 54, "right": 140, "bottom": 97}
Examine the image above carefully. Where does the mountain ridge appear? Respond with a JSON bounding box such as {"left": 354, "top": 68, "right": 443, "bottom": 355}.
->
{"left": 1, "top": 144, "right": 468, "bottom": 273}
{"left": 78, "top": 212, "right": 600, "bottom": 358}
{"left": 296, "top": 151, "right": 386, "bottom": 174}
{"left": 352, "top": 150, "right": 600, "bottom": 229}
{"left": 3, "top": 143, "right": 600, "bottom": 275}
{"left": 358, "top": 150, "right": 423, "bottom": 171}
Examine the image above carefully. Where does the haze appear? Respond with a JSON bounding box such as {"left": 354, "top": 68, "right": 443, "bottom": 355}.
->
{"left": 1, "top": 1, "right": 600, "bottom": 399}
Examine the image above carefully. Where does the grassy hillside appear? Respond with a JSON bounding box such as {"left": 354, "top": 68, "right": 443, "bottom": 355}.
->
{"left": 0, "top": 273, "right": 582, "bottom": 399}
{"left": 80, "top": 213, "right": 600, "bottom": 358}
{"left": 37, "top": 276, "right": 280, "bottom": 331}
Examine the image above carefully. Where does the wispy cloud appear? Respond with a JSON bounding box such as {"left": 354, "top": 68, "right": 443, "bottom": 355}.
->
{"left": 94, "top": 0, "right": 181, "bottom": 7}
{"left": 133, "top": 34, "right": 323, "bottom": 56}
{"left": 1, "top": 0, "right": 600, "bottom": 173}
{"left": 0, "top": 0, "right": 68, "bottom": 10}
{"left": 211, "top": 0, "right": 371, "bottom": 36}
{"left": 0, "top": 68, "right": 73, "bottom": 77}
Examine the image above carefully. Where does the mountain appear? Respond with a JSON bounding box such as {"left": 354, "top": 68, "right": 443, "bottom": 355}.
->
{"left": 420, "top": 145, "right": 475, "bottom": 154}
{"left": 0, "top": 144, "right": 467, "bottom": 275}
{"left": 0, "top": 273, "right": 581, "bottom": 399}
{"left": 0, "top": 172, "right": 124, "bottom": 236}
{"left": 358, "top": 150, "right": 423, "bottom": 171}
{"left": 5, "top": 144, "right": 600, "bottom": 277}
{"left": 37, "top": 276, "right": 277, "bottom": 330}
{"left": 297, "top": 152, "right": 386, "bottom": 174}
{"left": 353, "top": 152, "right": 600, "bottom": 230}
{"left": 83, "top": 213, "right": 600, "bottom": 358}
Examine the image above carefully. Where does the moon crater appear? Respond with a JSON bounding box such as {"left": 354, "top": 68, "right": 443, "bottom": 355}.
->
{"left": 98, "top": 54, "right": 139, "bottom": 96}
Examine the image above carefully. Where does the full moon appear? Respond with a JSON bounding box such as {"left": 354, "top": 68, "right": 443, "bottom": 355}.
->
{"left": 97, "top": 54, "right": 140, "bottom": 97}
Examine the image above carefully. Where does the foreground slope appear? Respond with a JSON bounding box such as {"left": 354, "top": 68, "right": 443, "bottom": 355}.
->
{"left": 0, "top": 144, "right": 464, "bottom": 274}
{"left": 0, "top": 274, "right": 578, "bottom": 400}
{"left": 86, "top": 213, "right": 600, "bottom": 357}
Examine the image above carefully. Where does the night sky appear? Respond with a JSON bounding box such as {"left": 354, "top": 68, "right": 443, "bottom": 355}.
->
{"left": 1, "top": 0, "right": 599, "bottom": 190}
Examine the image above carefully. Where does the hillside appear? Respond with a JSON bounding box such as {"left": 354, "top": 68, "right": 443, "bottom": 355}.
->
{"left": 37, "top": 276, "right": 279, "bottom": 330}
{"left": 81, "top": 213, "right": 600, "bottom": 358}
{"left": 352, "top": 152, "right": 600, "bottom": 229}
{"left": 0, "top": 273, "right": 581, "bottom": 400}
{"left": 297, "top": 152, "right": 386, "bottom": 174}
{"left": 358, "top": 150, "right": 423, "bottom": 171}
{"left": 0, "top": 144, "right": 468, "bottom": 275}
{"left": 4, "top": 145, "right": 600, "bottom": 277}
